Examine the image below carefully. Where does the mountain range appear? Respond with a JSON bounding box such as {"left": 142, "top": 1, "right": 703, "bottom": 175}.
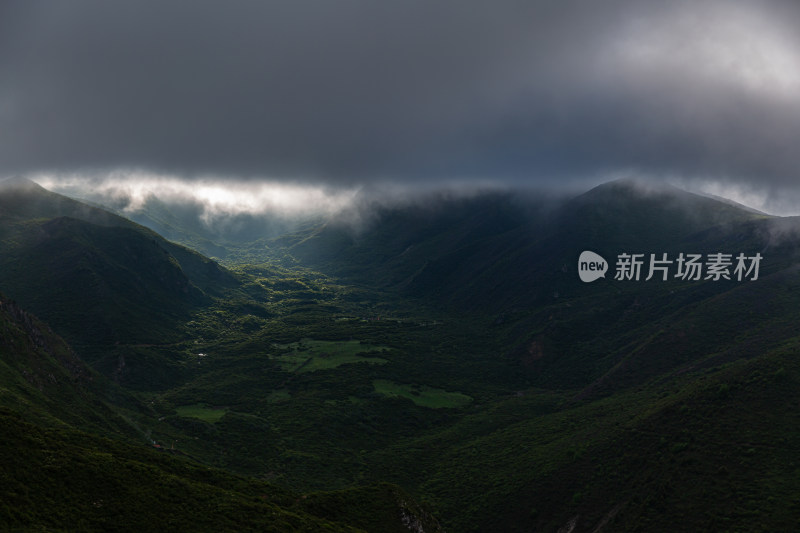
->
{"left": 2, "top": 175, "right": 799, "bottom": 531}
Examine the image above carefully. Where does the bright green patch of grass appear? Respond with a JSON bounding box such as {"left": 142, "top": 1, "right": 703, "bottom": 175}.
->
{"left": 373, "top": 379, "right": 472, "bottom": 408}
{"left": 175, "top": 403, "right": 228, "bottom": 423}
{"left": 273, "top": 338, "right": 388, "bottom": 373}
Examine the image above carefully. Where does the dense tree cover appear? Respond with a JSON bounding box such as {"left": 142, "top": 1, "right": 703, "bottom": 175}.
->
{"left": 3, "top": 177, "right": 800, "bottom": 531}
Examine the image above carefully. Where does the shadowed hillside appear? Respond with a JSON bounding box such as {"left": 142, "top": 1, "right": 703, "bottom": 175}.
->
{"left": 5, "top": 178, "right": 800, "bottom": 531}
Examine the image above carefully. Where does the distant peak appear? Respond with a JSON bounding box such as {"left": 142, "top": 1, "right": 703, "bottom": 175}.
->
{"left": 567, "top": 178, "right": 766, "bottom": 226}
{"left": 581, "top": 178, "right": 767, "bottom": 215}
{"left": 0, "top": 176, "right": 46, "bottom": 191}
{"left": 575, "top": 178, "right": 685, "bottom": 205}
{"left": 592, "top": 177, "right": 681, "bottom": 194}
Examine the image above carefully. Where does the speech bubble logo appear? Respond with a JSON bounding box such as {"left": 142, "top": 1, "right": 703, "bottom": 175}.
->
{"left": 578, "top": 251, "right": 608, "bottom": 282}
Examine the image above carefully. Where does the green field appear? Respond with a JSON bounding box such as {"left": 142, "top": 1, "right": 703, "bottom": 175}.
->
{"left": 174, "top": 404, "right": 228, "bottom": 423}
{"left": 373, "top": 379, "right": 473, "bottom": 408}
{"left": 273, "top": 338, "right": 388, "bottom": 373}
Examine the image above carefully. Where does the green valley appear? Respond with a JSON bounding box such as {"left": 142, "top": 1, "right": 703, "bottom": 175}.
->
{"left": 3, "top": 176, "right": 800, "bottom": 531}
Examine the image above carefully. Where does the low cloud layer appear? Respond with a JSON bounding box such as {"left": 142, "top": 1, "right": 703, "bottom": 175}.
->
{"left": 34, "top": 173, "right": 360, "bottom": 223}
{"left": 3, "top": 1, "right": 800, "bottom": 209}
{"left": 34, "top": 172, "right": 515, "bottom": 233}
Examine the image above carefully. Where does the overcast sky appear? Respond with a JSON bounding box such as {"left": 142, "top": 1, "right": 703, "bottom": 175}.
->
{"left": 2, "top": 0, "right": 800, "bottom": 213}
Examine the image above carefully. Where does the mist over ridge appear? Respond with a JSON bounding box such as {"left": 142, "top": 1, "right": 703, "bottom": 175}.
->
{"left": 30, "top": 172, "right": 794, "bottom": 248}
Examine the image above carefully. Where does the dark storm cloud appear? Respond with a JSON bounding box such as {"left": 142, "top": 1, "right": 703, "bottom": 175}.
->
{"left": 2, "top": 0, "right": 800, "bottom": 198}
